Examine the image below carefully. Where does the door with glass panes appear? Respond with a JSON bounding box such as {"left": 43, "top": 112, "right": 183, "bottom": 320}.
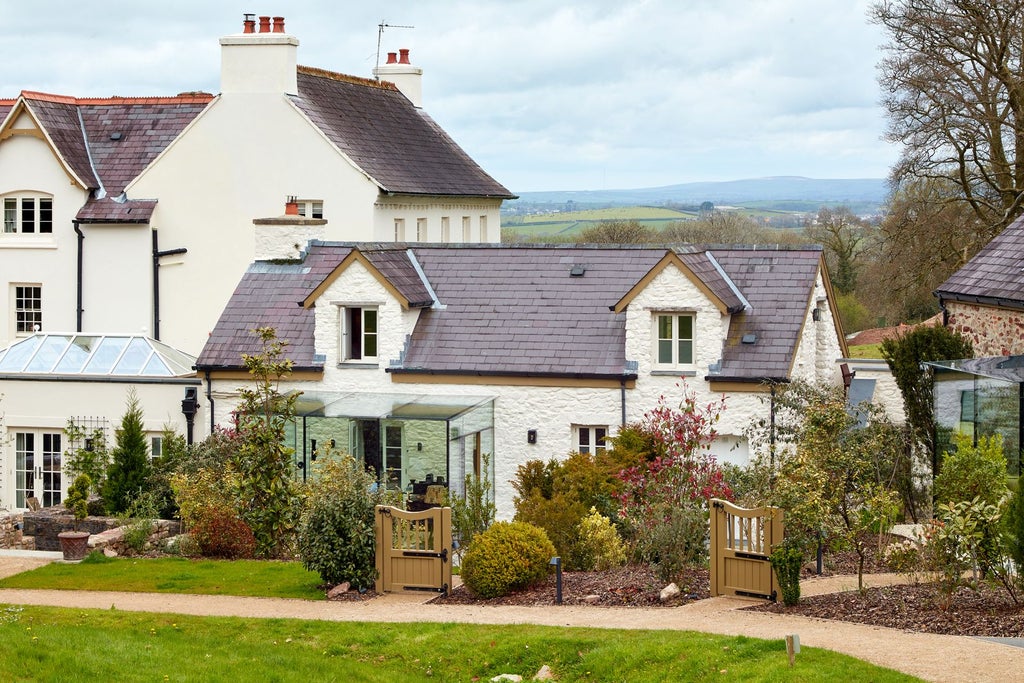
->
{"left": 14, "top": 431, "right": 63, "bottom": 508}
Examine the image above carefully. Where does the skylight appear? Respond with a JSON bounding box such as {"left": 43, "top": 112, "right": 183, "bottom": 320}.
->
{"left": 0, "top": 334, "right": 196, "bottom": 377}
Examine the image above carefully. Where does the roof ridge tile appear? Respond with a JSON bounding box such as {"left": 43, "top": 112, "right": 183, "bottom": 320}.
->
{"left": 19, "top": 90, "right": 214, "bottom": 106}
{"left": 297, "top": 65, "right": 397, "bottom": 91}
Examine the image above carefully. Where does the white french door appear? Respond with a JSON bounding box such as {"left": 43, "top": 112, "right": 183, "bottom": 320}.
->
{"left": 14, "top": 431, "right": 63, "bottom": 509}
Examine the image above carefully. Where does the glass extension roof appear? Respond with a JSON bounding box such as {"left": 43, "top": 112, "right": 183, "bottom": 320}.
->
{"left": 0, "top": 334, "right": 196, "bottom": 378}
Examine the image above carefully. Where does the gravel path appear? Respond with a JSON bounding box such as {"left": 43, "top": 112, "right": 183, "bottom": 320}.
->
{"left": 1, "top": 555, "right": 1020, "bottom": 682}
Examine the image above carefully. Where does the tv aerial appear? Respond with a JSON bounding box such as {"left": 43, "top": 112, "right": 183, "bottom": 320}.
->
{"left": 376, "top": 21, "right": 415, "bottom": 77}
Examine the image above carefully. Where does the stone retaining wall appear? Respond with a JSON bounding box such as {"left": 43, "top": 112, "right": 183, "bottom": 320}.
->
{"left": 21, "top": 508, "right": 123, "bottom": 551}
{"left": 0, "top": 512, "right": 34, "bottom": 550}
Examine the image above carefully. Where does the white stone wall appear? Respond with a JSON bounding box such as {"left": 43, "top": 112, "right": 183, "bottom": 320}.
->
{"left": 254, "top": 223, "right": 326, "bottom": 261}
{"left": 842, "top": 358, "right": 906, "bottom": 424}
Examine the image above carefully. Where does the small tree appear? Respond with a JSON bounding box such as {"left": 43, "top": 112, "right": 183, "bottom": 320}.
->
{"left": 234, "top": 327, "right": 301, "bottom": 558}
{"left": 771, "top": 384, "right": 905, "bottom": 591}
{"left": 103, "top": 390, "right": 151, "bottom": 515}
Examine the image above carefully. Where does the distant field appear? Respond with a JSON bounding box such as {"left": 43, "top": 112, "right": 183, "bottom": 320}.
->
{"left": 502, "top": 204, "right": 808, "bottom": 238}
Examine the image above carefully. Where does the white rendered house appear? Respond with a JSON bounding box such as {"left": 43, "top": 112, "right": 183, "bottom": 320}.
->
{"left": 0, "top": 15, "right": 513, "bottom": 511}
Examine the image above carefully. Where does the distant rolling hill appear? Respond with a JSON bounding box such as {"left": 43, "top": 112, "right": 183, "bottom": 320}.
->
{"left": 508, "top": 176, "right": 888, "bottom": 207}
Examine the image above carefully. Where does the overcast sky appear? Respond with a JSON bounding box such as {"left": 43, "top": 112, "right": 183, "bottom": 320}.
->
{"left": 2, "top": 0, "right": 896, "bottom": 193}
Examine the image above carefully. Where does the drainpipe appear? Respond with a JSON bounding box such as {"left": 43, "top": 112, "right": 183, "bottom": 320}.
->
{"left": 619, "top": 378, "right": 627, "bottom": 427}
{"left": 152, "top": 230, "right": 187, "bottom": 341}
{"left": 74, "top": 221, "right": 84, "bottom": 331}
{"left": 204, "top": 370, "right": 215, "bottom": 434}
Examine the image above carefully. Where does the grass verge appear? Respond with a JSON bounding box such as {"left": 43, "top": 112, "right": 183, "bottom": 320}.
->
{"left": 0, "top": 605, "right": 919, "bottom": 682}
{"left": 0, "top": 554, "right": 324, "bottom": 600}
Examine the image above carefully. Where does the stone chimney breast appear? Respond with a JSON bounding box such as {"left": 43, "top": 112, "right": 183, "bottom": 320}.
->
{"left": 220, "top": 13, "right": 299, "bottom": 95}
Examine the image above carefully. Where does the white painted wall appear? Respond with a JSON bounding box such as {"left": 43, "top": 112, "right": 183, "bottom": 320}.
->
{"left": 374, "top": 197, "right": 502, "bottom": 244}
{"left": 0, "top": 379, "right": 200, "bottom": 511}
{"left": 0, "top": 122, "right": 90, "bottom": 347}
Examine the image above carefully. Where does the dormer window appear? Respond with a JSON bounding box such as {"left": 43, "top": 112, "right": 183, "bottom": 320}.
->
{"left": 340, "top": 306, "right": 378, "bottom": 363}
{"left": 654, "top": 313, "right": 694, "bottom": 369}
{"left": 3, "top": 196, "right": 53, "bottom": 234}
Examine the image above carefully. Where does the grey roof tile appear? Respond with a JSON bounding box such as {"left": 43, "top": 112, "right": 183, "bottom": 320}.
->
{"left": 936, "top": 214, "right": 1024, "bottom": 308}
{"left": 290, "top": 68, "right": 514, "bottom": 198}
{"left": 198, "top": 244, "right": 824, "bottom": 382}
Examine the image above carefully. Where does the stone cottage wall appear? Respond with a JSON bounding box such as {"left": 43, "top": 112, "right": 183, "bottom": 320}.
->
{"left": 0, "top": 511, "right": 33, "bottom": 550}
{"left": 946, "top": 302, "right": 1024, "bottom": 357}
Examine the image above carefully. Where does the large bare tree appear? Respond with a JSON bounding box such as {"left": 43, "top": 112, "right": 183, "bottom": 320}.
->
{"left": 873, "top": 0, "right": 1024, "bottom": 234}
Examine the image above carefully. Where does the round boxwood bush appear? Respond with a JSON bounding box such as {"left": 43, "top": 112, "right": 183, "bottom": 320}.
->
{"left": 460, "top": 521, "right": 556, "bottom": 599}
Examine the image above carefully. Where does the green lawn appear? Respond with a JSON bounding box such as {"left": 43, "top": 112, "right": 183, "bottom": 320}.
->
{"left": 0, "top": 554, "right": 324, "bottom": 600}
{"left": 0, "top": 605, "right": 919, "bottom": 682}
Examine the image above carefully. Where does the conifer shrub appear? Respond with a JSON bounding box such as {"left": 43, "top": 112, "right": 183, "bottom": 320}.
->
{"left": 460, "top": 521, "right": 556, "bottom": 599}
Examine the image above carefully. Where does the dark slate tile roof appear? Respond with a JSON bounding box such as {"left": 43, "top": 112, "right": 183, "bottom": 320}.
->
{"left": 0, "top": 101, "right": 13, "bottom": 122}
{"left": 75, "top": 198, "right": 158, "bottom": 223}
{"left": 935, "top": 214, "right": 1024, "bottom": 309}
{"left": 402, "top": 246, "right": 666, "bottom": 377}
{"left": 291, "top": 67, "right": 514, "bottom": 198}
{"left": 16, "top": 91, "right": 211, "bottom": 195}
{"left": 712, "top": 247, "right": 823, "bottom": 380}
{"left": 77, "top": 96, "right": 212, "bottom": 195}
{"left": 23, "top": 94, "right": 99, "bottom": 188}
{"left": 198, "top": 244, "right": 824, "bottom": 381}
{"left": 196, "top": 247, "right": 346, "bottom": 369}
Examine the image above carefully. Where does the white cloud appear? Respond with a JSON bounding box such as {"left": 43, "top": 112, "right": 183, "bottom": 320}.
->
{"left": 2, "top": 0, "right": 898, "bottom": 191}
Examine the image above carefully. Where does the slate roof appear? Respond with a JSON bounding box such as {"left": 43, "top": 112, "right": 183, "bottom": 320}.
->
{"left": 935, "top": 214, "right": 1024, "bottom": 310}
{"left": 291, "top": 67, "right": 514, "bottom": 198}
{"left": 76, "top": 199, "right": 158, "bottom": 223}
{"left": 197, "top": 247, "right": 346, "bottom": 370}
{"left": 0, "top": 100, "right": 13, "bottom": 122}
{"left": 197, "top": 244, "right": 826, "bottom": 382}
{"left": 712, "top": 248, "right": 822, "bottom": 380}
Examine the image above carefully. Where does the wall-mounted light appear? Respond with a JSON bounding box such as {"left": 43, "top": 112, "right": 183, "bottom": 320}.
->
{"left": 310, "top": 439, "right": 317, "bottom": 461}
{"left": 417, "top": 442, "right": 423, "bottom": 451}
{"left": 527, "top": 429, "right": 537, "bottom": 444}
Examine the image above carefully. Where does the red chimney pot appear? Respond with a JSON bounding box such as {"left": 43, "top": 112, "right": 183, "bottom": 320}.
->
{"left": 243, "top": 14, "right": 256, "bottom": 33}
{"left": 258, "top": 16, "right": 271, "bottom": 33}
{"left": 399, "top": 48, "right": 411, "bottom": 64}
{"left": 386, "top": 52, "right": 398, "bottom": 64}
{"left": 285, "top": 197, "right": 299, "bottom": 216}
{"left": 272, "top": 17, "right": 285, "bottom": 33}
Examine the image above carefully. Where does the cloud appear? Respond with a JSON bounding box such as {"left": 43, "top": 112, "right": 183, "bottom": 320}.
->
{"left": 3, "top": 0, "right": 897, "bottom": 191}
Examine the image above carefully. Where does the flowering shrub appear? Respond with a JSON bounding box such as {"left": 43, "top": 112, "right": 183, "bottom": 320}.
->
{"left": 612, "top": 385, "right": 731, "bottom": 581}
{"left": 882, "top": 538, "right": 921, "bottom": 575}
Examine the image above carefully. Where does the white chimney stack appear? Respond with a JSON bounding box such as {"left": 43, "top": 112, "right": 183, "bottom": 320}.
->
{"left": 220, "top": 14, "right": 299, "bottom": 95}
{"left": 373, "top": 48, "right": 424, "bottom": 108}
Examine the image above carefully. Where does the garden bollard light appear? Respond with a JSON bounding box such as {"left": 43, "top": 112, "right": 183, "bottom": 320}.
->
{"left": 550, "top": 556, "right": 562, "bottom": 604}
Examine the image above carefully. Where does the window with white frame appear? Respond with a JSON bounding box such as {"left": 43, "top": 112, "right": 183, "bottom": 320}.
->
{"left": 416, "top": 217, "right": 427, "bottom": 241}
{"left": 394, "top": 218, "right": 406, "bottom": 241}
{"left": 462, "top": 216, "right": 471, "bottom": 241}
{"left": 575, "top": 425, "right": 608, "bottom": 454}
{"left": 441, "top": 216, "right": 450, "bottom": 242}
{"left": 3, "top": 195, "right": 53, "bottom": 234}
{"left": 295, "top": 199, "right": 323, "bottom": 218}
{"left": 13, "top": 284, "right": 42, "bottom": 335}
{"left": 340, "top": 306, "right": 378, "bottom": 361}
{"left": 479, "top": 215, "right": 488, "bottom": 242}
{"left": 150, "top": 435, "right": 163, "bottom": 459}
{"left": 654, "top": 313, "right": 694, "bottom": 368}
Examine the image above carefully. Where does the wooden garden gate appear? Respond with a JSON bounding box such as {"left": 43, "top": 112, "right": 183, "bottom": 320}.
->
{"left": 709, "top": 499, "right": 783, "bottom": 600}
{"left": 374, "top": 505, "right": 453, "bottom": 596}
